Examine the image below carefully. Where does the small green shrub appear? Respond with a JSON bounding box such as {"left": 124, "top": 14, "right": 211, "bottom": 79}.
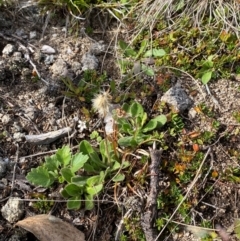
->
{"left": 27, "top": 140, "right": 130, "bottom": 210}
{"left": 116, "top": 101, "right": 167, "bottom": 147}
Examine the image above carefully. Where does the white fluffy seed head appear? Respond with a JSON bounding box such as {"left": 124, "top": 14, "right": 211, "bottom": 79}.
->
{"left": 92, "top": 91, "right": 112, "bottom": 118}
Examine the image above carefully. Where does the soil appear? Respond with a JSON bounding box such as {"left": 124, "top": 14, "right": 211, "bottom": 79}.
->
{"left": 0, "top": 2, "right": 240, "bottom": 241}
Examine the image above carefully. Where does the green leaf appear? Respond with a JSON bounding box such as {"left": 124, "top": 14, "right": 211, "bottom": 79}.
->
{"left": 71, "top": 152, "right": 88, "bottom": 173}
{"left": 141, "top": 64, "right": 154, "bottom": 76}
{"left": 79, "top": 140, "right": 94, "bottom": 155}
{"left": 117, "top": 119, "right": 132, "bottom": 134}
{"left": 130, "top": 102, "right": 144, "bottom": 118}
{"left": 112, "top": 173, "right": 125, "bottom": 182}
{"left": 26, "top": 166, "right": 54, "bottom": 188}
{"left": 118, "top": 136, "right": 138, "bottom": 147}
{"left": 111, "top": 161, "right": 121, "bottom": 171}
{"left": 141, "top": 112, "right": 148, "bottom": 127}
{"left": 142, "top": 115, "right": 167, "bottom": 132}
{"left": 61, "top": 188, "right": 70, "bottom": 198}
{"left": 122, "top": 103, "right": 130, "bottom": 113}
{"left": 60, "top": 167, "right": 74, "bottom": 183}
{"left": 86, "top": 184, "right": 103, "bottom": 195}
{"left": 64, "top": 183, "right": 83, "bottom": 196}
{"left": 83, "top": 163, "right": 95, "bottom": 172}
{"left": 56, "top": 146, "right": 71, "bottom": 166}
{"left": 201, "top": 71, "right": 212, "bottom": 84}
{"left": 142, "top": 119, "right": 157, "bottom": 132}
{"left": 122, "top": 161, "right": 131, "bottom": 168}
{"left": 118, "top": 40, "right": 137, "bottom": 57}
{"left": 85, "top": 194, "right": 94, "bottom": 210}
{"left": 136, "top": 39, "right": 148, "bottom": 59}
{"left": 143, "top": 48, "right": 166, "bottom": 57}
{"left": 86, "top": 175, "right": 101, "bottom": 186}
{"left": 119, "top": 39, "right": 128, "bottom": 50}
{"left": 44, "top": 155, "right": 59, "bottom": 171}
{"left": 67, "top": 196, "right": 81, "bottom": 210}
{"left": 71, "top": 175, "right": 88, "bottom": 186}
{"left": 89, "top": 152, "right": 106, "bottom": 170}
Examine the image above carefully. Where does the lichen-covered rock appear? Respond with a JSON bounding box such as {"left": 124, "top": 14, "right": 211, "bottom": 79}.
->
{"left": 161, "top": 84, "right": 193, "bottom": 112}
{"left": 1, "top": 197, "right": 24, "bottom": 223}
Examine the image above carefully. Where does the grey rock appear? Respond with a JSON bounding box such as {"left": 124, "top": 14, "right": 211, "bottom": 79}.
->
{"left": 0, "top": 159, "right": 7, "bottom": 178}
{"left": 161, "top": 84, "right": 193, "bottom": 112}
{"left": 1, "top": 197, "right": 24, "bottom": 223}
{"left": 15, "top": 29, "right": 25, "bottom": 37}
{"left": 81, "top": 53, "right": 98, "bottom": 71}
{"left": 50, "top": 58, "right": 68, "bottom": 77}
{"left": 41, "top": 45, "right": 56, "bottom": 54}
{"left": 44, "top": 54, "right": 55, "bottom": 65}
{"left": 89, "top": 41, "right": 106, "bottom": 55}
{"left": 29, "top": 31, "right": 37, "bottom": 39}
{"left": 50, "top": 59, "right": 68, "bottom": 77}
{"left": 2, "top": 44, "right": 15, "bottom": 56}
{"left": 2, "top": 114, "right": 11, "bottom": 124}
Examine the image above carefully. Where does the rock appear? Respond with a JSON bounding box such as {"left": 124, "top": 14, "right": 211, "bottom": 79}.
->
{"left": 12, "top": 52, "right": 23, "bottom": 62}
{"left": 50, "top": 58, "right": 69, "bottom": 77}
{"left": 2, "top": 44, "right": 15, "bottom": 56}
{"left": 71, "top": 61, "right": 82, "bottom": 75}
{"left": 1, "top": 114, "right": 10, "bottom": 124}
{"left": 0, "top": 159, "right": 7, "bottom": 178}
{"left": 50, "top": 59, "right": 68, "bottom": 77}
{"left": 81, "top": 53, "right": 98, "bottom": 71}
{"left": 29, "top": 31, "right": 37, "bottom": 39}
{"left": 15, "top": 29, "right": 26, "bottom": 37}
{"left": 89, "top": 41, "right": 106, "bottom": 55}
{"left": 41, "top": 45, "right": 56, "bottom": 54}
{"left": 161, "top": 84, "right": 193, "bottom": 112}
{"left": 44, "top": 54, "right": 55, "bottom": 65}
{"left": 1, "top": 197, "right": 24, "bottom": 223}
{"left": 188, "top": 107, "right": 198, "bottom": 119}
{"left": 13, "top": 132, "right": 25, "bottom": 142}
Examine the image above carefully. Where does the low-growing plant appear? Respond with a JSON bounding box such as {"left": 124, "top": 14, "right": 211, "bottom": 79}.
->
{"left": 27, "top": 140, "right": 130, "bottom": 210}
{"left": 29, "top": 193, "right": 54, "bottom": 213}
{"left": 118, "top": 39, "right": 166, "bottom": 76}
{"left": 61, "top": 70, "right": 107, "bottom": 102}
{"left": 116, "top": 101, "right": 167, "bottom": 147}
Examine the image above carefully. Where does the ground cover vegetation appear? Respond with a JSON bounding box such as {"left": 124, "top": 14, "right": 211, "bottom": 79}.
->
{"left": 1, "top": 0, "right": 240, "bottom": 240}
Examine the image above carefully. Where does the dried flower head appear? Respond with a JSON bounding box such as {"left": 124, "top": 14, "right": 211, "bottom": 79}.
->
{"left": 92, "top": 91, "right": 112, "bottom": 118}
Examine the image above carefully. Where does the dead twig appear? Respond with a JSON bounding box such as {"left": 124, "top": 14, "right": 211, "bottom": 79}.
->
{"left": 141, "top": 143, "right": 162, "bottom": 241}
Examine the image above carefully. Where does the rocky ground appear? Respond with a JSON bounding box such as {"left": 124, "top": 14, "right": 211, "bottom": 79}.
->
{"left": 1, "top": 1, "right": 240, "bottom": 241}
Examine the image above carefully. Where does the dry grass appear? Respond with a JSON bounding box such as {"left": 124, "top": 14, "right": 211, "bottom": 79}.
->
{"left": 128, "top": 0, "right": 240, "bottom": 42}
